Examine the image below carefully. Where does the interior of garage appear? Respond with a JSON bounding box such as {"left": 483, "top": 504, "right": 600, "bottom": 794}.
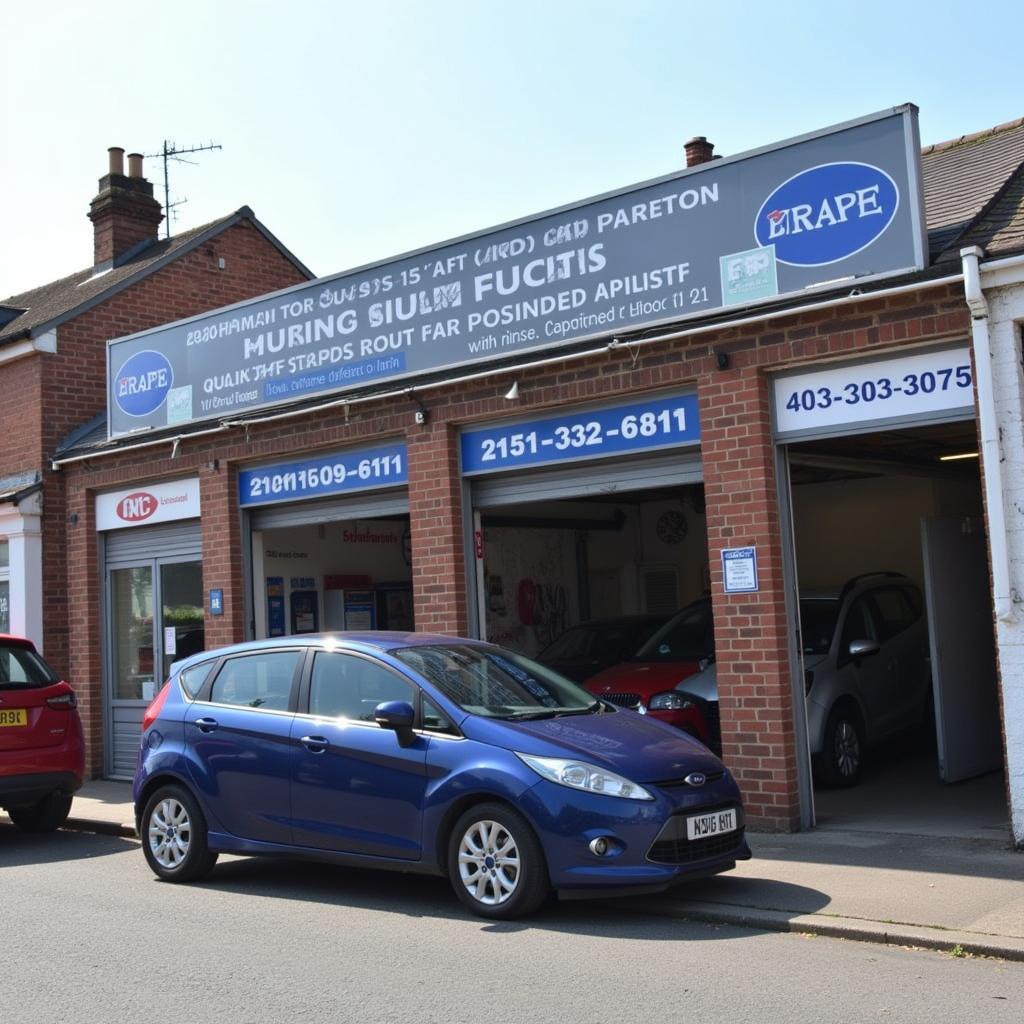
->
{"left": 479, "top": 484, "right": 709, "bottom": 657}
{"left": 251, "top": 517, "right": 414, "bottom": 639}
{"left": 786, "top": 420, "right": 1009, "bottom": 839}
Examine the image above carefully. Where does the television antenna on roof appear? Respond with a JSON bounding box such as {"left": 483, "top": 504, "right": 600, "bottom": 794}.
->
{"left": 145, "top": 140, "right": 223, "bottom": 239}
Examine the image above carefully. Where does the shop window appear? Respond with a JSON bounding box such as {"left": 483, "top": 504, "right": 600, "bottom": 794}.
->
{"left": 309, "top": 652, "right": 414, "bottom": 722}
{"left": 210, "top": 651, "right": 300, "bottom": 711}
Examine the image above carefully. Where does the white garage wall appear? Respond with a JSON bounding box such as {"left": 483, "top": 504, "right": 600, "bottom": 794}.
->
{"left": 792, "top": 474, "right": 982, "bottom": 589}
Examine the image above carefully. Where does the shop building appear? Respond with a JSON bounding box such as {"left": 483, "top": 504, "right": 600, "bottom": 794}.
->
{"left": 0, "top": 148, "right": 312, "bottom": 766}
{"left": 53, "top": 109, "right": 1024, "bottom": 844}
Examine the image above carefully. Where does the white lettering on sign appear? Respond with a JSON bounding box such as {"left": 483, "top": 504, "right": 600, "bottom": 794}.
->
{"left": 772, "top": 347, "right": 974, "bottom": 437}
{"left": 96, "top": 478, "right": 201, "bottom": 531}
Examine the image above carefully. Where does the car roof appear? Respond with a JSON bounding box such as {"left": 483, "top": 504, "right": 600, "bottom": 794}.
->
{"left": 0, "top": 634, "right": 36, "bottom": 649}
{"left": 169, "top": 631, "right": 482, "bottom": 673}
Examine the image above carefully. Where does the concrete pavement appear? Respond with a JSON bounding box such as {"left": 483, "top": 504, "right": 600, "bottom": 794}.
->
{"left": 7, "top": 778, "right": 1021, "bottom": 960}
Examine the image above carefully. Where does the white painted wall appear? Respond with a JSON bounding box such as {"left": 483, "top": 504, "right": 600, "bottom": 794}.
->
{"left": 0, "top": 493, "right": 43, "bottom": 650}
{"left": 983, "top": 273, "right": 1024, "bottom": 846}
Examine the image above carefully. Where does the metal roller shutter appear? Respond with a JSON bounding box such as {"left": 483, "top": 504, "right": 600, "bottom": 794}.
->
{"left": 104, "top": 519, "right": 201, "bottom": 564}
{"left": 249, "top": 490, "right": 409, "bottom": 531}
{"left": 470, "top": 450, "right": 703, "bottom": 508}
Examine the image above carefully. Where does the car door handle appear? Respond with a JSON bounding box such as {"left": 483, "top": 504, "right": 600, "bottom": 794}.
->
{"left": 301, "top": 735, "right": 329, "bottom": 753}
{"left": 195, "top": 717, "right": 219, "bottom": 733}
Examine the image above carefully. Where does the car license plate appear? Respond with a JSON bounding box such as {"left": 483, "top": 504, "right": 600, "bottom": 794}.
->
{"left": 0, "top": 709, "right": 28, "bottom": 727}
{"left": 686, "top": 807, "right": 737, "bottom": 840}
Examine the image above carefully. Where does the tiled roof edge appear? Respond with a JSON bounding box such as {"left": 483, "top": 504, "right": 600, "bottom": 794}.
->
{"left": 922, "top": 116, "right": 1024, "bottom": 156}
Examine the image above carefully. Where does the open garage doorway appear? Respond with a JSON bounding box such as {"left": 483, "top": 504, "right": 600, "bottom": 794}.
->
{"left": 472, "top": 474, "right": 724, "bottom": 747}
{"left": 785, "top": 420, "right": 1008, "bottom": 839}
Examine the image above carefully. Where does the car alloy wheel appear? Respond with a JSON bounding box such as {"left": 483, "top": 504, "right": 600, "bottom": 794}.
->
{"left": 817, "top": 706, "right": 865, "bottom": 788}
{"left": 447, "top": 802, "right": 549, "bottom": 919}
{"left": 140, "top": 784, "right": 218, "bottom": 882}
{"left": 148, "top": 796, "right": 193, "bottom": 870}
{"left": 834, "top": 720, "right": 861, "bottom": 779}
{"left": 457, "top": 819, "right": 521, "bottom": 906}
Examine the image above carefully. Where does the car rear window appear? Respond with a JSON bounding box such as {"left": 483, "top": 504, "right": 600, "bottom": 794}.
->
{"left": 0, "top": 643, "right": 59, "bottom": 689}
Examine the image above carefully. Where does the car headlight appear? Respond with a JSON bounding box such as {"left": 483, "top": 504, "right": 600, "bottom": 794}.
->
{"left": 516, "top": 753, "right": 654, "bottom": 800}
{"left": 648, "top": 691, "right": 696, "bottom": 711}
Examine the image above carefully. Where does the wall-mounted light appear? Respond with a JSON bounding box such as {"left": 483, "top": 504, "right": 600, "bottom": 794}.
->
{"left": 715, "top": 352, "right": 730, "bottom": 371}
{"left": 411, "top": 394, "right": 428, "bottom": 425}
{"left": 939, "top": 452, "right": 979, "bottom": 462}
{"left": 504, "top": 381, "right": 520, "bottom": 401}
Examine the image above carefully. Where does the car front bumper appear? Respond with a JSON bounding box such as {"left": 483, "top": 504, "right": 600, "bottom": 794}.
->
{"left": 518, "top": 774, "right": 749, "bottom": 896}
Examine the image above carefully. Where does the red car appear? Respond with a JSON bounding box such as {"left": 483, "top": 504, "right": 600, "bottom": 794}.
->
{"left": 583, "top": 599, "right": 716, "bottom": 745}
{"left": 0, "top": 635, "right": 84, "bottom": 832}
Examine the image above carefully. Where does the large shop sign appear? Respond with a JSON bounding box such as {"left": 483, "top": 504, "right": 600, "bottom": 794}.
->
{"left": 461, "top": 392, "right": 700, "bottom": 475}
{"left": 107, "top": 106, "right": 926, "bottom": 439}
{"left": 772, "top": 345, "right": 975, "bottom": 440}
{"left": 96, "top": 478, "right": 200, "bottom": 530}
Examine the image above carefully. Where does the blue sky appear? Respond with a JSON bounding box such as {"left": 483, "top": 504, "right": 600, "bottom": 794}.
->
{"left": 2, "top": 0, "right": 1022, "bottom": 297}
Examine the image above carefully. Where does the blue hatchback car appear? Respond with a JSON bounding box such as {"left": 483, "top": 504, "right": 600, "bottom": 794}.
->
{"left": 134, "top": 633, "right": 750, "bottom": 918}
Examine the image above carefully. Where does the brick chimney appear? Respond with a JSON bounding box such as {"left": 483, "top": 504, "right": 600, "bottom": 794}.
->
{"left": 88, "top": 147, "right": 164, "bottom": 266}
{"left": 684, "top": 136, "right": 715, "bottom": 167}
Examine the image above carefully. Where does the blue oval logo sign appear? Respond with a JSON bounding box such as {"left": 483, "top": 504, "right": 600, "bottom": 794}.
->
{"left": 754, "top": 162, "right": 899, "bottom": 267}
{"left": 114, "top": 350, "right": 174, "bottom": 417}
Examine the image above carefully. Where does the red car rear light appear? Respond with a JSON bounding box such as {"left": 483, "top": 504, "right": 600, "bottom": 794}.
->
{"left": 142, "top": 682, "right": 171, "bottom": 732}
{"left": 46, "top": 691, "right": 77, "bottom": 710}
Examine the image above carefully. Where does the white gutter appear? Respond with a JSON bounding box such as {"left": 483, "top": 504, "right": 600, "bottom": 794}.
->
{"left": 0, "top": 330, "right": 57, "bottom": 366}
{"left": 961, "top": 245, "right": 1016, "bottom": 623}
{"left": 51, "top": 270, "right": 964, "bottom": 470}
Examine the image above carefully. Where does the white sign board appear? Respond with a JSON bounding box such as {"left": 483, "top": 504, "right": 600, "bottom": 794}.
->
{"left": 722, "top": 547, "right": 759, "bottom": 593}
{"left": 96, "top": 478, "right": 200, "bottom": 531}
{"left": 773, "top": 346, "right": 973, "bottom": 438}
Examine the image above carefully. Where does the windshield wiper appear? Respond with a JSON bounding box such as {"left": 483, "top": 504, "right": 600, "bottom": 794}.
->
{"left": 504, "top": 705, "right": 599, "bottom": 721}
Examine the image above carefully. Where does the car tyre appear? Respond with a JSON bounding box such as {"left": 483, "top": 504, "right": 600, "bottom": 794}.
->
{"left": 447, "top": 802, "right": 549, "bottom": 920}
{"left": 818, "top": 705, "right": 865, "bottom": 788}
{"left": 141, "top": 784, "right": 218, "bottom": 883}
{"left": 7, "top": 791, "right": 73, "bottom": 833}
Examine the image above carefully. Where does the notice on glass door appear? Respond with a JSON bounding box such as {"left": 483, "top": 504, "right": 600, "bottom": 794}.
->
{"left": 164, "top": 626, "right": 177, "bottom": 657}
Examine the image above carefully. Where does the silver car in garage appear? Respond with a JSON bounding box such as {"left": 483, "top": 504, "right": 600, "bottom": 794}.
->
{"left": 676, "top": 573, "right": 932, "bottom": 786}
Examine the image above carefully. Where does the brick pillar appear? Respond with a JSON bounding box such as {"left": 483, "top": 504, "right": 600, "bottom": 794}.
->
{"left": 407, "top": 422, "right": 469, "bottom": 635}
{"left": 200, "top": 463, "right": 246, "bottom": 649}
{"left": 65, "top": 483, "right": 104, "bottom": 777}
{"left": 699, "top": 364, "right": 801, "bottom": 831}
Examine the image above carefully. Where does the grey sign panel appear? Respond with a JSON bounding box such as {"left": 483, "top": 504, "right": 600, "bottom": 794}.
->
{"left": 107, "top": 106, "right": 926, "bottom": 438}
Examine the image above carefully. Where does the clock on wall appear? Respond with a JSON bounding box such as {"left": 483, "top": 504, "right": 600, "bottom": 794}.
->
{"left": 656, "top": 509, "right": 688, "bottom": 544}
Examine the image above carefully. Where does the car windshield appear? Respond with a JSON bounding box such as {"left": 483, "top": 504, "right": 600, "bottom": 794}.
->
{"left": 393, "top": 644, "right": 601, "bottom": 719}
{"left": 634, "top": 601, "right": 713, "bottom": 661}
{"left": 0, "top": 643, "right": 59, "bottom": 690}
{"left": 799, "top": 599, "right": 840, "bottom": 655}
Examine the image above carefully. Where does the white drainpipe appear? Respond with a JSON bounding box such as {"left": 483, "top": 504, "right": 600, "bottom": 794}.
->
{"left": 961, "top": 245, "right": 1016, "bottom": 622}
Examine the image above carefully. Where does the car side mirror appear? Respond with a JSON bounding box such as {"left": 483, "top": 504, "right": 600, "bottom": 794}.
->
{"left": 848, "top": 639, "right": 881, "bottom": 659}
{"left": 374, "top": 700, "right": 416, "bottom": 747}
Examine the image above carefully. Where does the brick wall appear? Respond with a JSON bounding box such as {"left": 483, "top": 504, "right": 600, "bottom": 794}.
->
{"left": 61, "top": 281, "right": 974, "bottom": 818}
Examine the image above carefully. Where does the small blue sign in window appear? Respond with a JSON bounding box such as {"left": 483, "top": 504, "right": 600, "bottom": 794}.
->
{"left": 209, "top": 588, "right": 224, "bottom": 616}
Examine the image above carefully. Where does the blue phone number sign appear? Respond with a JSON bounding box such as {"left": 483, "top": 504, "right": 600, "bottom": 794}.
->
{"left": 239, "top": 441, "right": 407, "bottom": 506}
{"left": 461, "top": 393, "right": 700, "bottom": 475}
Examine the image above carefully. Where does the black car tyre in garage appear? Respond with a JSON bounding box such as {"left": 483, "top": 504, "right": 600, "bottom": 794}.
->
{"left": 817, "top": 704, "right": 865, "bottom": 788}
